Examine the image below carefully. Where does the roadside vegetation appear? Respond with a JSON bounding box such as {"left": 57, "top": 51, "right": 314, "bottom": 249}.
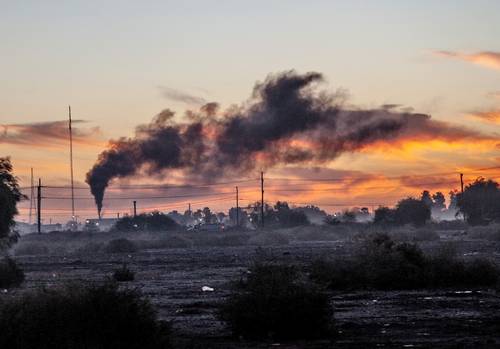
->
{"left": 0, "top": 257, "right": 24, "bottom": 288}
{"left": 113, "top": 212, "right": 179, "bottom": 232}
{"left": 310, "top": 234, "right": 499, "bottom": 290}
{"left": 0, "top": 157, "right": 25, "bottom": 289}
{"left": 112, "top": 264, "right": 135, "bottom": 282}
{"left": 219, "top": 263, "right": 334, "bottom": 341}
{"left": 0, "top": 282, "right": 171, "bottom": 349}
{"left": 104, "top": 238, "right": 139, "bottom": 254}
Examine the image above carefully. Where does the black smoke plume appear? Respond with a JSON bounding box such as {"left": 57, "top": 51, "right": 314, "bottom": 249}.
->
{"left": 86, "top": 71, "right": 489, "bottom": 216}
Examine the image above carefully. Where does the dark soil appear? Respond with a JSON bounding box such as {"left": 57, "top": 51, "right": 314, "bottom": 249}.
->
{"left": 9, "top": 230, "right": 500, "bottom": 348}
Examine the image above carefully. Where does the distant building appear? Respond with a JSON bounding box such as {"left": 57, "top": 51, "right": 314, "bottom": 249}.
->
{"left": 189, "top": 222, "right": 225, "bottom": 232}
{"left": 14, "top": 221, "right": 63, "bottom": 234}
{"left": 85, "top": 218, "right": 118, "bottom": 232}
{"left": 14, "top": 221, "right": 36, "bottom": 235}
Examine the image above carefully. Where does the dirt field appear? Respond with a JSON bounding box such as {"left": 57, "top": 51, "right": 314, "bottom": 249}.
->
{"left": 10, "top": 227, "right": 500, "bottom": 348}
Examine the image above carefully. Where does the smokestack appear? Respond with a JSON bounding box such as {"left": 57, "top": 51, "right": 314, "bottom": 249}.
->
{"left": 133, "top": 201, "right": 137, "bottom": 218}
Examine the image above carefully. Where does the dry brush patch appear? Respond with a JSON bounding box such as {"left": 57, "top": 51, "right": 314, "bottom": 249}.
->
{"left": 310, "top": 234, "right": 499, "bottom": 290}
{"left": 0, "top": 282, "right": 171, "bottom": 349}
{"left": 219, "top": 262, "right": 334, "bottom": 341}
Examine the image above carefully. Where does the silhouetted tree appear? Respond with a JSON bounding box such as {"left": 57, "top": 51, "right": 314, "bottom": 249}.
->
{"left": 341, "top": 210, "right": 356, "bottom": 223}
{"left": 193, "top": 209, "right": 203, "bottom": 222}
{"left": 202, "top": 207, "right": 216, "bottom": 224}
{"left": 448, "top": 190, "right": 458, "bottom": 211}
{"left": 274, "top": 201, "right": 309, "bottom": 227}
{"left": 374, "top": 206, "right": 396, "bottom": 225}
{"left": 229, "top": 207, "right": 247, "bottom": 226}
{"left": 0, "top": 158, "right": 24, "bottom": 249}
{"left": 114, "top": 212, "right": 178, "bottom": 232}
{"left": 420, "top": 190, "right": 433, "bottom": 208}
{"left": 457, "top": 178, "right": 500, "bottom": 225}
{"left": 395, "top": 197, "right": 431, "bottom": 227}
{"left": 432, "top": 192, "right": 446, "bottom": 211}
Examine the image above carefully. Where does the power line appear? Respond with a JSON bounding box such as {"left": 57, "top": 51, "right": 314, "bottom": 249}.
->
{"left": 20, "top": 164, "right": 500, "bottom": 192}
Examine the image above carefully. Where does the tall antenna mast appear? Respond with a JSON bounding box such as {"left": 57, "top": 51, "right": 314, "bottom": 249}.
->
{"left": 69, "top": 105, "right": 75, "bottom": 223}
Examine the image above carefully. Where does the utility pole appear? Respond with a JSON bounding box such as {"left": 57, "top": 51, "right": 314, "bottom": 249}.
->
{"left": 69, "top": 105, "right": 75, "bottom": 226}
{"left": 133, "top": 201, "right": 137, "bottom": 218}
{"left": 260, "top": 171, "right": 264, "bottom": 228}
{"left": 236, "top": 186, "right": 239, "bottom": 227}
{"left": 29, "top": 168, "right": 34, "bottom": 224}
{"left": 117, "top": 213, "right": 120, "bottom": 219}
{"left": 188, "top": 203, "right": 191, "bottom": 215}
{"left": 37, "top": 178, "right": 41, "bottom": 234}
{"left": 460, "top": 173, "right": 465, "bottom": 222}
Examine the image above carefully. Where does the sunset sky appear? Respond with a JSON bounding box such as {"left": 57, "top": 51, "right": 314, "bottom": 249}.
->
{"left": 2, "top": 1, "right": 500, "bottom": 223}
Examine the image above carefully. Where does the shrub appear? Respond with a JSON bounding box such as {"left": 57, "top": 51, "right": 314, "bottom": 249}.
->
{"left": 136, "top": 236, "right": 191, "bottom": 250}
{"left": 219, "top": 263, "right": 333, "bottom": 340}
{"left": 0, "top": 257, "right": 24, "bottom": 288}
{"left": 104, "top": 238, "right": 138, "bottom": 254}
{"left": 467, "top": 224, "right": 500, "bottom": 241}
{"left": 310, "top": 234, "right": 499, "bottom": 290}
{"left": 14, "top": 242, "right": 49, "bottom": 256}
{"left": 113, "top": 264, "right": 135, "bottom": 282}
{"left": 374, "top": 206, "right": 396, "bottom": 225}
{"left": 374, "top": 198, "right": 431, "bottom": 227}
{"left": 395, "top": 198, "right": 431, "bottom": 227}
{"left": 114, "top": 212, "right": 179, "bottom": 232}
{"left": 73, "top": 242, "right": 104, "bottom": 255}
{"left": 0, "top": 282, "right": 171, "bottom": 349}
{"left": 248, "top": 232, "right": 289, "bottom": 246}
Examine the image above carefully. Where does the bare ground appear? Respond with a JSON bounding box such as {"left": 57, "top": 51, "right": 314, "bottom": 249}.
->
{"left": 9, "top": 229, "right": 500, "bottom": 348}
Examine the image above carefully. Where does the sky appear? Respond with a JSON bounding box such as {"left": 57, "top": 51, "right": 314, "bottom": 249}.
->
{"left": 1, "top": 1, "right": 500, "bottom": 223}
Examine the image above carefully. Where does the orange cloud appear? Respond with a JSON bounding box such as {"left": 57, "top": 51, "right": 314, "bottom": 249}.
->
{"left": 487, "top": 91, "right": 500, "bottom": 100}
{"left": 434, "top": 50, "right": 500, "bottom": 71}
{"left": 468, "top": 110, "right": 500, "bottom": 124}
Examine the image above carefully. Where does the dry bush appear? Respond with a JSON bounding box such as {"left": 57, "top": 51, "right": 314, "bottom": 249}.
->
{"left": 103, "top": 238, "right": 139, "bottom": 254}
{"left": 0, "top": 257, "right": 24, "bottom": 288}
{"left": 389, "top": 227, "right": 440, "bottom": 242}
{"left": 112, "top": 264, "right": 135, "bottom": 282}
{"left": 14, "top": 242, "right": 49, "bottom": 256}
{"left": 288, "top": 225, "right": 342, "bottom": 242}
{"left": 219, "top": 263, "right": 334, "bottom": 340}
{"left": 467, "top": 224, "right": 500, "bottom": 240}
{"left": 247, "top": 232, "right": 289, "bottom": 246}
{"left": 0, "top": 282, "right": 171, "bottom": 348}
{"left": 310, "top": 233, "right": 499, "bottom": 290}
{"left": 73, "top": 242, "right": 105, "bottom": 255}
{"left": 136, "top": 236, "right": 191, "bottom": 250}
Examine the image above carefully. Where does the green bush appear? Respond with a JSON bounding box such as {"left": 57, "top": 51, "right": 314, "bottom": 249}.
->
{"left": 0, "top": 282, "right": 171, "bottom": 349}
{"left": 219, "top": 263, "right": 333, "bottom": 340}
{"left": 104, "top": 238, "right": 138, "bottom": 254}
{"left": 0, "top": 257, "right": 24, "bottom": 288}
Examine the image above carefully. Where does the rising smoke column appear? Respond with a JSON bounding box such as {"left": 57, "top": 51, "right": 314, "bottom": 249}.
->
{"left": 85, "top": 110, "right": 205, "bottom": 216}
{"left": 86, "top": 70, "right": 485, "bottom": 215}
